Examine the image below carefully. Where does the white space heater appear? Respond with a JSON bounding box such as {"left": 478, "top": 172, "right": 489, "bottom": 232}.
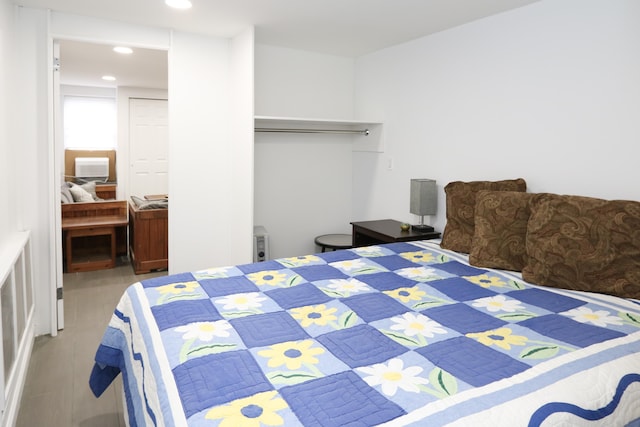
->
{"left": 75, "top": 157, "right": 109, "bottom": 182}
{"left": 253, "top": 226, "right": 270, "bottom": 262}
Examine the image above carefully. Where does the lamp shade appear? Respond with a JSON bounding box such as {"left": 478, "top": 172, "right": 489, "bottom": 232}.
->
{"left": 410, "top": 179, "right": 437, "bottom": 216}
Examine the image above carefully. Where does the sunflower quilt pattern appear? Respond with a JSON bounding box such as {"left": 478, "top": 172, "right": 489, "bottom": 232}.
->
{"left": 89, "top": 241, "right": 640, "bottom": 426}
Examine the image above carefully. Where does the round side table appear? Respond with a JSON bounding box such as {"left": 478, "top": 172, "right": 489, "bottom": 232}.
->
{"left": 314, "top": 234, "right": 352, "bottom": 252}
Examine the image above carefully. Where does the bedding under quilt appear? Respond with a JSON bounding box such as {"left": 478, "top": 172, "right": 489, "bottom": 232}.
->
{"left": 90, "top": 241, "right": 640, "bottom": 426}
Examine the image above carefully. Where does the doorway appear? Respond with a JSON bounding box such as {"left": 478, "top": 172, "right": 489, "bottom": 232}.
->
{"left": 54, "top": 39, "right": 168, "bottom": 330}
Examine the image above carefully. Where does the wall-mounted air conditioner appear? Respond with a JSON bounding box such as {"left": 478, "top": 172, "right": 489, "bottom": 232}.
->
{"left": 75, "top": 157, "right": 109, "bottom": 182}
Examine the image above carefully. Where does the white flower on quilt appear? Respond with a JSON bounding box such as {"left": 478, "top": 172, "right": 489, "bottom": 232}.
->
{"left": 353, "top": 245, "right": 383, "bottom": 255}
{"left": 397, "top": 267, "right": 438, "bottom": 280}
{"left": 390, "top": 312, "right": 447, "bottom": 338}
{"left": 562, "top": 306, "right": 624, "bottom": 327}
{"left": 327, "top": 278, "right": 371, "bottom": 294}
{"left": 331, "top": 259, "right": 367, "bottom": 271}
{"left": 175, "top": 320, "right": 232, "bottom": 341}
{"left": 215, "top": 293, "right": 267, "bottom": 310}
{"left": 193, "top": 266, "right": 231, "bottom": 279}
{"left": 472, "top": 295, "right": 524, "bottom": 313}
{"left": 358, "top": 358, "right": 429, "bottom": 396}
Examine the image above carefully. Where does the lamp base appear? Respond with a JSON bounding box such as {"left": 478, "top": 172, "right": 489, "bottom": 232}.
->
{"left": 411, "top": 224, "right": 434, "bottom": 233}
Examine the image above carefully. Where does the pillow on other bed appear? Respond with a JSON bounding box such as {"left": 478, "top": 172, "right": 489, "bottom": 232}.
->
{"left": 441, "top": 178, "right": 527, "bottom": 253}
{"left": 469, "top": 190, "right": 534, "bottom": 271}
{"left": 131, "top": 195, "right": 168, "bottom": 210}
{"left": 69, "top": 183, "right": 94, "bottom": 203}
{"left": 69, "top": 181, "right": 102, "bottom": 202}
{"left": 522, "top": 194, "right": 640, "bottom": 299}
{"left": 80, "top": 181, "right": 101, "bottom": 201}
{"left": 61, "top": 182, "right": 73, "bottom": 204}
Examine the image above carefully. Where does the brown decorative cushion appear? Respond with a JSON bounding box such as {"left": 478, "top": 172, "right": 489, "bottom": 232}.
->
{"left": 522, "top": 194, "right": 640, "bottom": 299}
{"left": 441, "top": 178, "right": 527, "bottom": 253}
{"left": 469, "top": 191, "right": 534, "bottom": 271}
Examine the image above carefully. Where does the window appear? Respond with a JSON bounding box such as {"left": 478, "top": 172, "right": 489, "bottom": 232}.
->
{"left": 63, "top": 96, "right": 116, "bottom": 149}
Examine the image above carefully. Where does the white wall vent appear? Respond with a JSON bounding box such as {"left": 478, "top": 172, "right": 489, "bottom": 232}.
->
{"left": 75, "top": 157, "right": 109, "bottom": 182}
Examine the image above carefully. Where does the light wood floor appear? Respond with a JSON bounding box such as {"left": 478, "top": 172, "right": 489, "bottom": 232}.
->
{"left": 16, "top": 260, "right": 166, "bottom": 426}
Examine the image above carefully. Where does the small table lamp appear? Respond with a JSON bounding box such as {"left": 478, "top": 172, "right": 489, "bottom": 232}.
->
{"left": 410, "top": 179, "right": 437, "bottom": 232}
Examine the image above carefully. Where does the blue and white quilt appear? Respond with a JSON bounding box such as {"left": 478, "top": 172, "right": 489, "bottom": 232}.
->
{"left": 89, "top": 241, "right": 640, "bottom": 426}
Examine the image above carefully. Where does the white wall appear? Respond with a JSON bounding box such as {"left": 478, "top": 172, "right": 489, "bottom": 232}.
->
{"left": 168, "top": 30, "right": 254, "bottom": 273}
{"left": 354, "top": 0, "right": 640, "bottom": 233}
{"left": 12, "top": 6, "right": 54, "bottom": 336}
{"left": 254, "top": 45, "right": 355, "bottom": 258}
{"left": 0, "top": 0, "right": 13, "bottom": 241}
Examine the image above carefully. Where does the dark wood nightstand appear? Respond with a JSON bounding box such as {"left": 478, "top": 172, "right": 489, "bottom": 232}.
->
{"left": 351, "top": 219, "right": 440, "bottom": 247}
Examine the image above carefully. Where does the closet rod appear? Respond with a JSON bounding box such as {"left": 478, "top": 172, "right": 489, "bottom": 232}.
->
{"left": 255, "top": 128, "right": 370, "bottom": 136}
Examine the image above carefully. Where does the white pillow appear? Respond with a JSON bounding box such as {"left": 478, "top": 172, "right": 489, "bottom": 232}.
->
{"left": 61, "top": 182, "right": 73, "bottom": 204}
{"left": 69, "top": 184, "right": 94, "bottom": 202}
{"left": 79, "top": 181, "right": 99, "bottom": 200}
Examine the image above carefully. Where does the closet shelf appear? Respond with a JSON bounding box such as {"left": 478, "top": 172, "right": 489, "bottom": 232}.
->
{"left": 254, "top": 115, "right": 382, "bottom": 127}
{"left": 254, "top": 116, "right": 384, "bottom": 152}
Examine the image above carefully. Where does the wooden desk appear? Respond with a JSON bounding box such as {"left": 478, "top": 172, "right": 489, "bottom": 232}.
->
{"left": 351, "top": 219, "right": 440, "bottom": 247}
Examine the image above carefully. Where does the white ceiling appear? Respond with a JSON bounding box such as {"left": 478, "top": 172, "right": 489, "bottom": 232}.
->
{"left": 59, "top": 40, "right": 168, "bottom": 89}
{"left": 15, "top": 0, "right": 539, "bottom": 89}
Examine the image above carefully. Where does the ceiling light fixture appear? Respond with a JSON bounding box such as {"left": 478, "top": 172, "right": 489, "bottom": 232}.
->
{"left": 102, "top": 75, "right": 116, "bottom": 82}
{"left": 165, "top": 0, "right": 192, "bottom": 9}
{"left": 113, "top": 46, "right": 133, "bottom": 54}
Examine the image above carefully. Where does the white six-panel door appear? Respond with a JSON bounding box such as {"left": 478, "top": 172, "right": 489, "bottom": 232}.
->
{"left": 129, "top": 98, "right": 169, "bottom": 198}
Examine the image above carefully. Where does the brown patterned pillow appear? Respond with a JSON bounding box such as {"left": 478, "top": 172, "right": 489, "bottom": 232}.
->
{"left": 469, "top": 191, "right": 534, "bottom": 271}
{"left": 441, "top": 178, "right": 527, "bottom": 253}
{"left": 522, "top": 194, "right": 640, "bottom": 299}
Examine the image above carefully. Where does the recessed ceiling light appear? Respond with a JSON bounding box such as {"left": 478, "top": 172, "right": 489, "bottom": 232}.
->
{"left": 102, "top": 75, "right": 116, "bottom": 81}
{"left": 113, "top": 46, "right": 133, "bottom": 54}
{"left": 165, "top": 0, "right": 192, "bottom": 9}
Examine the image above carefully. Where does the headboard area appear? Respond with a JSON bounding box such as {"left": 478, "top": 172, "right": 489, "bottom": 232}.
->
{"left": 440, "top": 178, "right": 640, "bottom": 300}
{"left": 65, "top": 149, "right": 117, "bottom": 183}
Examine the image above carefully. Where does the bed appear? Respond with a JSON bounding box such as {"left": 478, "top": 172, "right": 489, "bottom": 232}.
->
{"left": 89, "top": 179, "right": 640, "bottom": 426}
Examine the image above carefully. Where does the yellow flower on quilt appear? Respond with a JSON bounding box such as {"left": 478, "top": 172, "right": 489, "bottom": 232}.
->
{"left": 384, "top": 286, "right": 426, "bottom": 303}
{"left": 279, "top": 255, "right": 320, "bottom": 267}
{"left": 205, "top": 390, "right": 287, "bottom": 427}
{"left": 156, "top": 281, "right": 199, "bottom": 295}
{"left": 247, "top": 270, "right": 287, "bottom": 286}
{"left": 465, "top": 274, "right": 506, "bottom": 288}
{"left": 290, "top": 305, "right": 338, "bottom": 327}
{"left": 467, "top": 327, "right": 528, "bottom": 350}
{"left": 400, "top": 251, "right": 434, "bottom": 264}
{"left": 258, "top": 340, "right": 325, "bottom": 370}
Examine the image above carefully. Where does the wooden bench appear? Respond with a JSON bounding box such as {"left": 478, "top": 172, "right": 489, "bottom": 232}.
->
{"left": 61, "top": 200, "right": 128, "bottom": 273}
